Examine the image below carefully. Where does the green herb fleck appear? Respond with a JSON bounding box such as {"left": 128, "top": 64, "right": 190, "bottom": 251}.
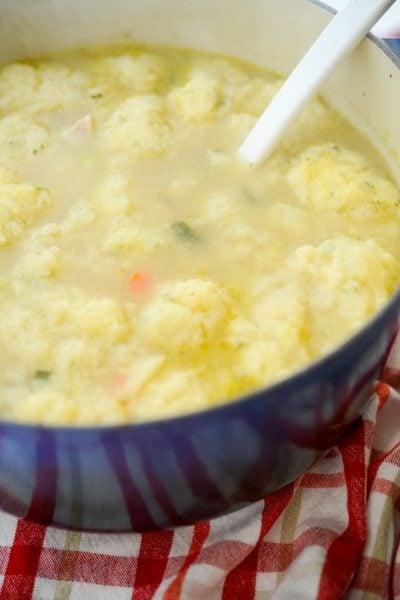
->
{"left": 90, "top": 92, "right": 103, "bottom": 99}
{"left": 33, "top": 145, "right": 45, "bottom": 155}
{"left": 34, "top": 370, "right": 51, "bottom": 380}
{"left": 331, "top": 144, "right": 340, "bottom": 151}
{"left": 242, "top": 189, "right": 257, "bottom": 203}
{"left": 162, "top": 291, "right": 175, "bottom": 300}
{"left": 171, "top": 221, "right": 198, "bottom": 241}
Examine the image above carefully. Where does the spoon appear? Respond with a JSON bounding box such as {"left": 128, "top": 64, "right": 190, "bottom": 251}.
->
{"left": 239, "top": 0, "right": 397, "bottom": 165}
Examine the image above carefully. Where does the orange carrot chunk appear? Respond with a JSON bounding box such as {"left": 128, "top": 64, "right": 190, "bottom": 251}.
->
{"left": 114, "top": 373, "right": 128, "bottom": 390}
{"left": 128, "top": 271, "right": 150, "bottom": 295}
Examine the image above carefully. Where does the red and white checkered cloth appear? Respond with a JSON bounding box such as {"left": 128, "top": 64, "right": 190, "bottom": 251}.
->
{"left": 0, "top": 336, "right": 400, "bottom": 600}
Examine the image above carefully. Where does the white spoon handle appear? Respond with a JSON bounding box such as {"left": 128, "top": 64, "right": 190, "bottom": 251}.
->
{"left": 239, "top": 0, "right": 397, "bottom": 165}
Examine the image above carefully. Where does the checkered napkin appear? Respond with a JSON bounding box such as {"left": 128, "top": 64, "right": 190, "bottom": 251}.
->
{"left": 0, "top": 333, "right": 398, "bottom": 600}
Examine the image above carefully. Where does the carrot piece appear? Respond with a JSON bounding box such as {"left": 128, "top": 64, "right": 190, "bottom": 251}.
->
{"left": 114, "top": 374, "right": 128, "bottom": 390}
{"left": 128, "top": 271, "right": 150, "bottom": 295}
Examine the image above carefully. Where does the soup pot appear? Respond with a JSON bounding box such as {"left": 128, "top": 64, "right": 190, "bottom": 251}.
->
{"left": 0, "top": 0, "right": 399, "bottom": 532}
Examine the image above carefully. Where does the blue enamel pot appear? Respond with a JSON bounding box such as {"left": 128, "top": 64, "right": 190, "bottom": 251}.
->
{"left": 0, "top": 0, "right": 399, "bottom": 531}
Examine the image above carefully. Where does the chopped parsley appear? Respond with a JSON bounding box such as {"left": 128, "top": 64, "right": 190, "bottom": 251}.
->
{"left": 170, "top": 221, "right": 198, "bottom": 241}
{"left": 242, "top": 189, "right": 257, "bottom": 203}
{"left": 34, "top": 370, "right": 51, "bottom": 380}
{"left": 33, "top": 145, "right": 45, "bottom": 155}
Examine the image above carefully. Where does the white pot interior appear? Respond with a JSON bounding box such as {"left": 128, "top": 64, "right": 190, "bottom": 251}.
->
{"left": 0, "top": 0, "right": 399, "bottom": 177}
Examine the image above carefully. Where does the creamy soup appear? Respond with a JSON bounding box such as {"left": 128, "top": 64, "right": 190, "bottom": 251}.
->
{"left": 0, "top": 45, "right": 399, "bottom": 425}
